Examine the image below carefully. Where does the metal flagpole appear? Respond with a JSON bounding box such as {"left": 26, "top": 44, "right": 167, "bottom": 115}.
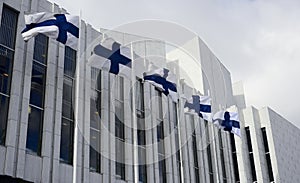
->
{"left": 177, "top": 80, "right": 185, "bottom": 183}
{"left": 73, "top": 10, "right": 82, "bottom": 183}
{"left": 130, "top": 42, "right": 139, "bottom": 183}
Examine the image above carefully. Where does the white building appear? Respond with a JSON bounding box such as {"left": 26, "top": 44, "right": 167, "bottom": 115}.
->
{"left": 0, "top": 0, "right": 299, "bottom": 183}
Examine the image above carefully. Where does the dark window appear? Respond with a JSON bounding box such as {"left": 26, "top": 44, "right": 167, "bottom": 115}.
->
{"left": 89, "top": 68, "right": 101, "bottom": 173}
{"left": 136, "top": 79, "right": 147, "bottom": 182}
{"left": 190, "top": 115, "right": 200, "bottom": 182}
{"left": 138, "top": 146, "right": 147, "bottom": 183}
{"left": 90, "top": 129, "right": 101, "bottom": 172}
{"left": 175, "top": 132, "right": 182, "bottom": 183}
{"left": 29, "top": 60, "right": 47, "bottom": 107}
{"left": 62, "top": 78, "right": 74, "bottom": 120}
{"left": 64, "top": 47, "right": 77, "bottom": 78}
{"left": 245, "top": 127, "right": 257, "bottom": 182}
{"left": 159, "top": 159, "right": 167, "bottom": 183}
{"left": 138, "top": 129, "right": 146, "bottom": 146}
{"left": 192, "top": 131, "right": 200, "bottom": 183}
{"left": 205, "top": 121, "right": 214, "bottom": 183}
{"left": 219, "top": 130, "right": 227, "bottom": 183}
{"left": 26, "top": 106, "right": 44, "bottom": 155}
{"left": 116, "top": 162, "right": 125, "bottom": 180}
{"left": 116, "top": 138, "right": 125, "bottom": 180}
{"left": 26, "top": 34, "right": 48, "bottom": 156}
{"left": 33, "top": 34, "right": 48, "bottom": 64}
{"left": 60, "top": 118, "right": 74, "bottom": 164}
{"left": 155, "top": 89, "right": 166, "bottom": 183}
{"left": 0, "top": 5, "right": 18, "bottom": 146}
{"left": 139, "top": 164, "right": 147, "bottom": 183}
{"left": 0, "top": 5, "right": 19, "bottom": 48}
{"left": 0, "top": 95, "right": 10, "bottom": 145}
{"left": 173, "top": 103, "right": 182, "bottom": 183}
{"left": 207, "top": 144, "right": 214, "bottom": 183}
{"left": 261, "top": 127, "right": 274, "bottom": 182}
{"left": 60, "top": 46, "right": 76, "bottom": 164}
{"left": 0, "top": 47, "right": 14, "bottom": 95}
{"left": 230, "top": 133, "right": 240, "bottom": 182}
{"left": 135, "top": 78, "right": 145, "bottom": 121}
{"left": 115, "top": 76, "right": 125, "bottom": 180}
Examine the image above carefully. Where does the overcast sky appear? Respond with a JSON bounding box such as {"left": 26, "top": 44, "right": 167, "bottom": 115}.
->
{"left": 49, "top": 0, "right": 300, "bottom": 128}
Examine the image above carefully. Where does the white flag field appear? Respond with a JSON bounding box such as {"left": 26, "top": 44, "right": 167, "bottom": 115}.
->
{"left": 21, "top": 12, "right": 79, "bottom": 49}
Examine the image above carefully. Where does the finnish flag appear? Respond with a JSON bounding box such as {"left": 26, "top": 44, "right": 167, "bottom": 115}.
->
{"left": 143, "top": 64, "right": 178, "bottom": 102}
{"left": 184, "top": 95, "right": 212, "bottom": 121}
{"left": 213, "top": 111, "right": 241, "bottom": 137}
{"left": 90, "top": 38, "right": 132, "bottom": 78}
{"left": 21, "top": 12, "right": 79, "bottom": 50}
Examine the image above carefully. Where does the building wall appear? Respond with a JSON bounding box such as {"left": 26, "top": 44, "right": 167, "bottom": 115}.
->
{"left": 260, "top": 107, "right": 300, "bottom": 183}
{"left": 1, "top": 0, "right": 300, "bottom": 183}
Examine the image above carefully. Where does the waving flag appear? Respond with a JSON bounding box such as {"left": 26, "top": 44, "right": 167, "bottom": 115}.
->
{"left": 184, "top": 95, "right": 211, "bottom": 121}
{"left": 213, "top": 111, "right": 240, "bottom": 137}
{"left": 90, "top": 38, "right": 132, "bottom": 78}
{"left": 21, "top": 12, "right": 79, "bottom": 49}
{"left": 143, "top": 64, "right": 178, "bottom": 102}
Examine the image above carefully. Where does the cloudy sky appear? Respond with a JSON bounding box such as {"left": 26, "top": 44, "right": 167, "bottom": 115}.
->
{"left": 49, "top": 0, "right": 300, "bottom": 128}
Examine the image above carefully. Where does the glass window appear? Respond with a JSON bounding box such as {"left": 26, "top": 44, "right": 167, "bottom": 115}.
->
{"left": 91, "top": 67, "right": 101, "bottom": 91}
{"left": 0, "top": 47, "right": 14, "bottom": 95}
{"left": 173, "top": 103, "right": 182, "bottom": 182}
{"left": 0, "top": 95, "right": 9, "bottom": 145}
{"left": 116, "top": 138, "right": 125, "bottom": 180}
{"left": 115, "top": 76, "right": 124, "bottom": 101}
{"left": 26, "top": 106, "right": 44, "bottom": 155}
{"left": 0, "top": 5, "right": 18, "bottom": 146}
{"left": 60, "top": 46, "right": 76, "bottom": 164}
{"left": 139, "top": 164, "right": 147, "bottom": 183}
{"left": 90, "top": 93, "right": 101, "bottom": 130}
{"left": 115, "top": 76, "right": 125, "bottom": 180}
{"left": 158, "top": 159, "right": 167, "bottom": 183}
{"left": 0, "top": 5, "right": 18, "bottom": 49}
{"left": 60, "top": 118, "right": 74, "bottom": 164}
{"left": 230, "top": 133, "right": 240, "bottom": 182}
{"left": 192, "top": 131, "right": 200, "bottom": 183}
{"left": 205, "top": 121, "right": 214, "bottom": 183}
{"left": 116, "top": 162, "right": 125, "bottom": 180}
{"left": 245, "top": 127, "right": 257, "bottom": 182}
{"left": 64, "top": 47, "right": 77, "bottom": 78}
{"left": 90, "top": 68, "right": 101, "bottom": 173}
{"left": 261, "top": 127, "right": 274, "bottom": 182}
{"left": 62, "top": 78, "right": 74, "bottom": 120}
{"left": 155, "top": 89, "right": 166, "bottom": 183}
{"left": 90, "top": 129, "right": 101, "bottom": 172}
{"left": 29, "top": 61, "right": 46, "bottom": 107}
{"left": 136, "top": 79, "right": 147, "bottom": 182}
{"left": 26, "top": 34, "right": 48, "bottom": 155}
{"left": 136, "top": 79, "right": 145, "bottom": 129}
{"left": 219, "top": 130, "right": 227, "bottom": 183}
{"left": 115, "top": 113, "right": 124, "bottom": 140}
{"left": 33, "top": 34, "right": 48, "bottom": 64}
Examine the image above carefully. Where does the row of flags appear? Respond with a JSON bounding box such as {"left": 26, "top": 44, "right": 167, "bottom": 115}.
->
{"left": 21, "top": 12, "right": 240, "bottom": 137}
{"left": 184, "top": 95, "right": 241, "bottom": 137}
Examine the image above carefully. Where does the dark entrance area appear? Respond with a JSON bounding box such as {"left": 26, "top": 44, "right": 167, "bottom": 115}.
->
{"left": 0, "top": 175, "right": 33, "bottom": 183}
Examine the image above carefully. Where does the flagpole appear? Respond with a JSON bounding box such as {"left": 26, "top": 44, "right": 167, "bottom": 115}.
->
{"left": 177, "top": 78, "right": 185, "bottom": 183}
{"left": 73, "top": 9, "right": 82, "bottom": 183}
{"left": 130, "top": 42, "right": 139, "bottom": 183}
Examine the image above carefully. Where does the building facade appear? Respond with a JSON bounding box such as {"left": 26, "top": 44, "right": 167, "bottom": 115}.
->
{"left": 0, "top": 0, "right": 299, "bottom": 183}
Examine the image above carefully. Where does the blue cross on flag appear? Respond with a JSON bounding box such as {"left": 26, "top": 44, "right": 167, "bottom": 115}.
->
{"left": 184, "top": 95, "right": 212, "bottom": 121}
{"left": 90, "top": 38, "right": 132, "bottom": 78}
{"left": 143, "top": 64, "right": 178, "bottom": 102}
{"left": 213, "top": 111, "right": 241, "bottom": 137}
{"left": 21, "top": 12, "right": 79, "bottom": 50}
